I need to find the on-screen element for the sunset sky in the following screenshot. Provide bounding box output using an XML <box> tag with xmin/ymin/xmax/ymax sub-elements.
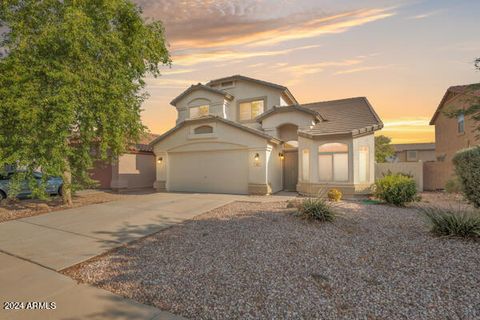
<box><xmin>136</xmin><ymin>0</ymin><xmax>479</xmax><ymax>143</ymax></box>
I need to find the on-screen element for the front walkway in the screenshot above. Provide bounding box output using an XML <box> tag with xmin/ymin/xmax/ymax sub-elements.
<box><xmin>0</xmin><ymin>192</ymin><xmax>295</xmax><ymax>319</ymax></box>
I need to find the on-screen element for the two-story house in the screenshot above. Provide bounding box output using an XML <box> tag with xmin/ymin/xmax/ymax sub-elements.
<box><xmin>150</xmin><ymin>75</ymin><xmax>383</xmax><ymax>197</ymax></box>
<box><xmin>428</xmin><ymin>84</ymin><xmax>480</xmax><ymax>188</ymax></box>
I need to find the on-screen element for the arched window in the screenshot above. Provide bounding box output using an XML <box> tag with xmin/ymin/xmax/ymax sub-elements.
<box><xmin>318</xmin><ymin>143</ymin><xmax>349</xmax><ymax>181</ymax></box>
<box><xmin>194</xmin><ymin>125</ymin><xmax>213</xmax><ymax>134</ymax></box>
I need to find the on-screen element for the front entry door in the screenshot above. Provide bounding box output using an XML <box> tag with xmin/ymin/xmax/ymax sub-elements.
<box><xmin>283</xmin><ymin>150</ymin><xmax>298</xmax><ymax>191</ymax></box>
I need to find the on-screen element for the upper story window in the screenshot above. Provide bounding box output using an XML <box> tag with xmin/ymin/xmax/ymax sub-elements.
<box><xmin>318</xmin><ymin>143</ymin><xmax>349</xmax><ymax>182</ymax></box>
<box><xmin>190</xmin><ymin>105</ymin><xmax>209</xmax><ymax>118</ymax></box>
<box><xmin>457</xmin><ymin>113</ymin><xmax>465</xmax><ymax>134</ymax></box>
<box><xmin>239</xmin><ymin>99</ymin><xmax>264</xmax><ymax>121</ymax></box>
<box><xmin>407</xmin><ymin>150</ymin><xmax>418</xmax><ymax>161</ymax></box>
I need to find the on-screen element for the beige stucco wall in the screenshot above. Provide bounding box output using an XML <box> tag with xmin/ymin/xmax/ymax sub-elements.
<box><xmin>375</xmin><ymin>162</ymin><xmax>424</xmax><ymax>191</ymax></box>
<box><xmin>216</xmin><ymin>80</ymin><xmax>288</xmax><ymax>123</ymax></box>
<box><xmin>395</xmin><ymin>150</ymin><xmax>436</xmax><ymax>162</ymax></box>
<box><xmin>111</xmin><ymin>153</ymin><xmax>156</xmax><ymax>190</ymax></box>
<box><xmin>152</xmin><ymin>118</ymin><xmax>277</xmax><ymax>194</ymax></box>
<box><xmin>261</xmin><ymin>111</ymin><xmax>315</xmax><ymax>138</ymax></box>
<box><xmin>353</xmin><ymin>134</ymin><xmax>375</xmax><ymax>185</ymax></box>
<box><xmin>433</xmin><ymin>94</ymin><xmax>479</xmax><ymax>179</ymax></box>
<box><xmin>267</xmin><ymin>143</ymin><xmax>283</xmax><ymax>193</ymax></box>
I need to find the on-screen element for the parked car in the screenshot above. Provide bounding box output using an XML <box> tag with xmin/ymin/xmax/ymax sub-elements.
<box><xmin>0</xmin><ymin>171</ymin><xmax>63</xmax><ymax>200</ymax></box>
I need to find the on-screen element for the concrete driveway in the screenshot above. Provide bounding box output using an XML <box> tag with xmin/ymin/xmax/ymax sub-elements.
<box><xmin>0</xmin><ymin>191</ymin><xmax>295</xmax><ymax>319</ymax></box>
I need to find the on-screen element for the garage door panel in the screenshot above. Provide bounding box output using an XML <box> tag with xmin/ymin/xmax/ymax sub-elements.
<box><xmin>169</xmin><ymin>150</ymin><xmax>248</xmax><ymax>194</ymax></box>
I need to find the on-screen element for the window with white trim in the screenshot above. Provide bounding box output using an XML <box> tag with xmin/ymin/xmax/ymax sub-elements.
<box><xmin>359</xmin><ymin>146</ymin><xmax>369</xmax><ymax>183</ymax></box>
<box><xmin>239</xmin><ymin>100</ymin><xmax>264</xmax><ymax>121</ymax></box>
<box><xmin>302</xmin><ymin>149</ymin><xmax>310</xmax><ymax>181</ymax></box>
<box><xmin>318</xmin><ymin>143</ymin><xmax>349</xmax><ymax>182</ymax></box>
<box><xmin>190</xmin><ymin>105</ymin><xmax>209</xmax><ymax>118</ymax></box>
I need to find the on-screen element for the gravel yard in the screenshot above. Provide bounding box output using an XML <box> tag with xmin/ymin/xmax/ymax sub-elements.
<box><xmin>64</xmin><ymin>193</ymin><xmax>479</xmax><ymax>319</ymax></box>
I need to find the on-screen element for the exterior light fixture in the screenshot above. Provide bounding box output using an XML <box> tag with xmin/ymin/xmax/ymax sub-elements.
<box><xmin>157</xmin><ymin>157</ymin><xmax>163</xmax><ymax>163</ymax></box>
<box><xmin>279</xmin><ymin>153</ymin><xmax>284</xmax><ymax>160</ymax></box>
<box><xmin>254</xmin><ymin>153</ymin><xmax>260</xmax><ymax>161</ymax></box>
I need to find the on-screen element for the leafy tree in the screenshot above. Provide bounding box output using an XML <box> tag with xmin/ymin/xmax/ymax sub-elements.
<box><xmin>0</xmin><ymin>0</ymin><xmax>170</xmax><ymax>205</ymax></box>
<box><xmin>375</xmin><ymin>135</ymin><xmax>395</xmax><ymax>163</ymax></box>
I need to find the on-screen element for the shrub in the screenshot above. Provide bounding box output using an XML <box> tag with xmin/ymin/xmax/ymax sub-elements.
<box><xmin>445</xmin><ymin>176</ymin><xmax>462</xmax><ymax>194</ymax></box>
<box><xmin>374</xmin><ymin>173</ymin><xmax>417</xmax><ymax>206</ymax></box>
<box><xmin>327</xmin><ymin>188</ymin><xmax>342</xmax><ymax>202</ymax></box>
<box><xmin>452</xmin><ymin>147</ymin><xmax>480</xmax><ymax>207</ymax></box>
<box><xmin>420</xmin><ymin>206</ymin><xmax>480</xmax><ymax>238</ymax></box>
<box><xmin>296</xmin><ymin>198</ymin><xmax>335</xmax><ymax>222</ymax></box>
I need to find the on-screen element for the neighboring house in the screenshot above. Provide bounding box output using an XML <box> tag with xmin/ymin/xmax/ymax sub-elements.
<box><xmin>90</xmin><ymin>133</ymin><xmax>158</xmax><ymax>190</ymax></box>
<box><xmin>428</xmin><ymin>84</ymin><xmax>480</xmax><ymax>187</ymax></box>
<box><xmin>390</xmin><ymin>143</ymin><xmax>436</xmax><ymax>162</ymax></box>
<box><xmin>150</xmin><ymin>75</ymin><xmax>383</xmax><ymax>197</ymax></box>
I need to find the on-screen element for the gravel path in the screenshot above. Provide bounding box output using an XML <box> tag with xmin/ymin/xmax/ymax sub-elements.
<box><xmin>64</xmin><ymin>197</ymin><xmax>480</xmax><ymax>320</ymax></box>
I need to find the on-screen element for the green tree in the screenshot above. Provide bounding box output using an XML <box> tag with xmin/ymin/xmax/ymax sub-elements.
<box><xmin>375</xmin><ymin>135</ymin><xmax>395</xmax><ymax>163</ymax></box>
<box><xmin>0</xmin><ymin>0</ymin><xmax>170</xmax><ymax>205</ymax></box>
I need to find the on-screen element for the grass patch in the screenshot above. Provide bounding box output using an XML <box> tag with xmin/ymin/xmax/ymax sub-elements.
<box><xmin>419</xmin><ymin>206</ymin><xmax>480</xmax><ymax>238</ymax></box>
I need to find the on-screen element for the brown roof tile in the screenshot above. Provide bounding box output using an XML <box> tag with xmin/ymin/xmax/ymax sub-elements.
<box><xmin>299</xmin><ymin>97</ymin><xmax>383</xmax><ymax>137</ymax></box>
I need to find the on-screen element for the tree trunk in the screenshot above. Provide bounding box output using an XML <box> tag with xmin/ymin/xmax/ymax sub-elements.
<box><xmin>62</xmin><ymin>162</ymin><xmax>73</xmax><ymax>206</ymax></box>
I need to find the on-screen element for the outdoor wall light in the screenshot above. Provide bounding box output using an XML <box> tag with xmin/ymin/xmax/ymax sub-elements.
<box><xmin>254</xmin><ymin>153</ymin><xmax>260</xmax><ymax>161</ymax></box>
<box><xmin>157</xmin><ymin>157</ymin><xmax>163</xmax><ymax>163</ymax></box>
<box><xmin>279</xmin><ymin>153</ymin><xmax>284</xmax><ymax>160</ymax></box>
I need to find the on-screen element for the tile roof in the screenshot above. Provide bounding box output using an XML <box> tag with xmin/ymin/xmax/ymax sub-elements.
<box><xmin>130</xmin><ymin>133</ymin><xmax>159</xmax><ymax>152</ymax></box>
<box><xmin>392</xmin><ymin>143</ymin><xmax>435</xmax><ymax>152</ymax></box>
<box><xmin>255</xmin><ymin>105</ymin><xmax>325</xmax><ymax>122</ymax></box>
<box><xmin>150</xmin><ymin>115</ymin><xmax>281</xmax><ymax>146</ymax></box>
<box><xmin>430</xmin><ymin>83</ymin><xmax>480</xmax><ymax>125</ymax></box>
<box><xmin>170</xmin><ymin>83</ymin><xmax>234</xmax><ymax>106</ymax></box>
<box><xmin>298</xmin><ymin>97</ymin><xmax>383</xmax><ymax>137</ymax></box>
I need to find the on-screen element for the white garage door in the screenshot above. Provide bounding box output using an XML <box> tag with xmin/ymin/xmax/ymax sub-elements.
<box><xmin>169</xmin><ymin>150</ymin><xmax>249</xmax><ymax>194</ymax></box>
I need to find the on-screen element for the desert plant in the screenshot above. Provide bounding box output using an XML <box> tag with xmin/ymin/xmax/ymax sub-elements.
<box><xmin>445</xmin><ymin>176</ymin><xmax>462</xmax><ymax>194</ymax></box>
<box><xmin>296</xmin><ymin>198</ymin><xmax>335</xmax><ymax>222</ymax></box>
<box><xmin>374</xmin><ymin>173</ymin><xmax>417</xmax><ymax>206</ymax></box>
<box><xmin>420</xmin><ymin>206</ymin><xmax>480</xmax><ymax>238</ymax></box>
<box><xmin>452</xmin><ymin>147</ymin><xmax>480</xmax><ymax>207</ymax></box>
<box><xmin>327</xmin><ymin>189</ymin><xmax>342</xmax><ymax>202</ymax></box>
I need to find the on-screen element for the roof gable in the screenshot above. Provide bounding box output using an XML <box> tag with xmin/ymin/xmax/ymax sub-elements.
<box><xmin>206</xmin><ymin>75</ymin><xmax>298</xmax><ymax>104</ymax></box>
<box><xmin>429</xmin><ymin>84</ymin><xmax>480</xmax><ymax>125</ymax></box>
<box><xmin>170</xmin><ymin>84</ymin><xmax>233</xmax><ymax>106</ymax></box>
<box><xmin>256</xmin><ymin>105</ymin><xmax>325</xmax><ymax>122</ymax></box>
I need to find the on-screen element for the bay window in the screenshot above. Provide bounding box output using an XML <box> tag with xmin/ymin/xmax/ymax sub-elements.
<box><xmin>318</xmin><ymin>143</ymin><xmax>349</xmax><ymax>182</ymax></box>
<box><xmin>359</xmin><ymin>146</ymin><xmax>369</xmax><ymax>183</ymax></box>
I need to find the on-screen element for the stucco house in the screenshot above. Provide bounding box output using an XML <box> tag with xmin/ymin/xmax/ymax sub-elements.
<box><xmin>90</xmin><ymin>133</ymin><xmax>158</xmax><ymax>190</ymax></box>
<box><xmin>426</xmin><ymin>84</ymin><xmax>480</xmax><ymax>189</ymax></box>
<box><xmin>390</xmin><ymin>143</ymin><xmax>436</xmax><ymax>162</ymax></box>
<box><xmin>150</xmin><ymin>75</ymin><xmax>383</xmax><ymax>197</ymax></box>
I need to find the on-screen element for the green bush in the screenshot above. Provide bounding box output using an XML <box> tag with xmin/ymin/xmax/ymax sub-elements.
<box><xmin>445</xmin><ymin>176</ymin><xmax>462</xmax><ymax>194</ymax></box>
<box><xmin>420</xmin><ymin>206</ymin><xmax>480</xmax><ymax>238</ymax></box>
<box><xmin>296</xmin><ymin>198</ymin><xmax>335</xmax><ymax>222</ymax></box>
<box><xmin>374</xmin><ymin>173</ymin><xmax>417</xmax><ymax>206</ymax></box>
<box><xmin>452</xmin><ymin>147</ymin><xmax>480</xmax><ymax>207</ymax></box>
